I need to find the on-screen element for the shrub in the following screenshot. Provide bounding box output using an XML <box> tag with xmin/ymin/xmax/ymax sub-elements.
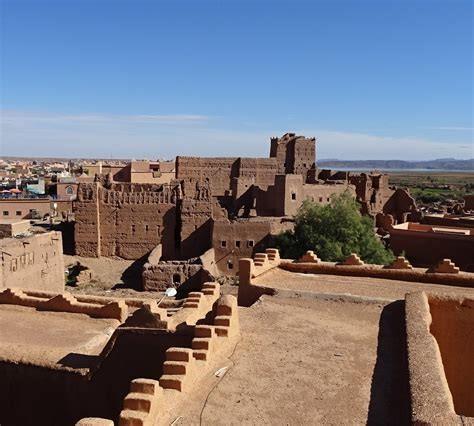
<box><xmin>275</xmin><ymin>191</ymin><xmax>394</xmax><ymax>265</ymax></box>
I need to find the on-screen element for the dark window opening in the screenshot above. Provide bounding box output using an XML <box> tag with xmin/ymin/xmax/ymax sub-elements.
<box><xmin>145</xmin><ymin>224</ymin><xmax>149</xmax><ymax>232</ymax></box>
<box><xmin>291</xmin><ymin>192</ymin><xmax>297</xmax><ymax>200</ymax></box>
<box><xmin>221</xmin><ymin>240</ymin><xmax>227</xmax><ymax>248</ymax></box>
<box><xmin>227</xmin><ymin>260</ymin><xmax>234</xmax><ymax>270</ymax></box>
<box><xmin>16</xmin><ymin>211</ymin><xmax>22</xmax><ymax>216</ymax></box>
<box><xmin>173</xmin><ymin>273</ymin><xmax>181</xmax><ymax>284</ymax></box>
<box><xmin>247</xmin><ymin>240</ymin><xmax>254</xmax><ymax>248</ymax></box>
<box><xmin>3</xmin><ymin>211</ymin><xmax>8</xmax><ymax>216</ymax></box>
<box><xmin>235</xmin><ymin>240</ymin><xmax>241</xmax><ymax>248</ymax></box>
<box><xmin>131</xmin><ymin>224</ymin><xmax>136</xmax><ymax>233</ymax></box>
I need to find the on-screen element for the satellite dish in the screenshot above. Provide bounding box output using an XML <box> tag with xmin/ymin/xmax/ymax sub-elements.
<box><xmin>165</xmin><ymin>287</ymin><xmax>177</xmax><ymax>297</ymax></box>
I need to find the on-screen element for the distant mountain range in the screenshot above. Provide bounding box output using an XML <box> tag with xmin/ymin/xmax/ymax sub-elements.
<box><xmin>318</xmin><ymin>158</ymin><xmax>474</xmax><ymax>171</ymax></box>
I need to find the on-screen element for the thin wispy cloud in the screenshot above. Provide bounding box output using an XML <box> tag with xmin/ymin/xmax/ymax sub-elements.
<box><xmin>424</xmin><ymin>126</ymin><xmax>474</xmax><ymax>131</ymax></box>
<box><xmin>1</xmin><ymin>109</ymin><xmax>471</xmax><ymax>161</ymax></box>
<box><xmin>0</xmin><ymin>110</ymin><xmax>210</xmax><ymax>125</ymax></box>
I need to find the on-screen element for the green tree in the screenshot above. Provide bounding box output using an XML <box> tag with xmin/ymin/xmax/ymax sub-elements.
<box><xmin>275</xmin><ymin>191</ymin><xmax>394</xmax><ymax>265</ymax></box>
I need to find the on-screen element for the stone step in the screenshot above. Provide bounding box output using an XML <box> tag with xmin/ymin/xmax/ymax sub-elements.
<box><xmin>130</xmin><ymin>378</ymin><xmax>160</xmax><ymax>396</ymax></box>
<box><xmin>163</xmin><ymin>361</ymin><xmax>188</xmax><ymax>375</ymax></box>
<box><xmin>123</xmin><ymin>392</ymin><xmax>154</xmax><ymax>413</ymax></box>
<box><xmin>194</xmin><ymin>325</ymin><xmax>215</xmax><ymax>338</ymax></box>
<box><xmin>214</xmin><ymin>316</ymin><xmax>231</xmax><ymax>327</ymax></box>
<box><xmin>215</xmin><ymin>327</ymin><xmax>229</xmax><ymax>337</ymax></box>
<box><xmin>193</xmin><ymin>350</ymin><xmax>209</xmax><ymax>361</ymax></box>
<box><xmin>192</xmin><ymin>338</ymin><xmax>211</xmax><ymax>350</ymax></box>
<box><xmin>159</xmin><ymin>375</ymin><xmax>185</xmax><ymax>392</ymax></box>
<box><xmin>166</xmin><ymin>348</ymin><xmax>193</xmax><ymax>362</ymax></box>
<box><xmin>119</xmin><ymin>409</ymin><xmax>148</xmax><ymax>426</ymax></box>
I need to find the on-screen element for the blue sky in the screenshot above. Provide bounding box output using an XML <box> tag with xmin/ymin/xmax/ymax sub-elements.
<box><xmin>1</xmin><ymin>0</ymin><xmax>472</xmax><ymax>160</ymax></box>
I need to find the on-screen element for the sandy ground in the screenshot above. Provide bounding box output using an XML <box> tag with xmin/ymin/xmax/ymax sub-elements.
<box><xmin>64</xmin><ymin>255</ymin><xmax>166</xmax><ymax>298</ymax></box>
<box><xmin>0</xmin><ymin>304</ymin><xmax>119</xmax><ymax>371</ymax></box>
<box><xmin>254</xmin><ymin>268</ymin><xmax>474</xmax><ymax>301</ymax></box>
<box><xmin>168</xmin><ymin>295</ymin><xmax>410</xmax><ymax>425</ymax></box>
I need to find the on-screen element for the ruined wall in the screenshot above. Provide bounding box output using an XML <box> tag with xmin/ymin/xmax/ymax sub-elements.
<box><xmin>383</xmin><ymin>188</ymin><xmax>417</xmax><ymax>224</ymax></box>
<box><xmin>0</xmin><ymin>231</ymin><xmax>64</xmax><ymax>293</ymax></box>
<box><xmin>269</xmin><ymin>133</ymin><xmax>316</xmax><ymax>180</ymax></box>
<box><xmin>142</xmin><ymin>261</ymin><xmax>213</xmax><ymax>292</ymax></box>
<box><xmin>176</xmin><ymin>157</ymin><xmax>237</xmax><ymax>196</ymax></box>
<box><xmin>74</xmin><ymin>183</ymin><xmax>178</xmax><ymax>259</ymax></box>
<box><xmin>256</xmin><ymin>174</ymin><xmax>352</xmax><ymax>217</ymax></box>
<box><xmin>212</xmin><ymin>218</ymin><xmax>292</xmax><ymax>275</ymax></box>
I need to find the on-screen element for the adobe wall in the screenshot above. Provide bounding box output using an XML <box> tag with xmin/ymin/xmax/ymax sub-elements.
<box><xmin>0</xmin><ymin>198</ymin><xmax>51</xmax><ymax>219</ymax></box>
<box><xmin>405</xmin><ymin>292</ymin><xmax>474</xmax><ymax>424</ymax></box>
<box><xmin>389</xmin><ymin>226</ymin><xmax>474</xmax><ymax>271</ymax></box>
<box><xmin>269</xmin><ymin>133</ymin><xmax>316</xmax><ymax>180</ymax></box>
<box><xmin>142</xmin><ymin>261</ymin><xmax>213</xmax><ymax>292</ymax></box>
<box><xmin>212</xmin><ymin>219</ymin><xmax>291</xmax><ymax>275</ymax></box>
<box><xmin>74</xmin><ymin>183</ymin><xmax>178</xmax><ymax>259</ymax></box>
<box><xmin>0</xmin><ymin>219</ymin><xmax>30</xmax><ymax>238</ymax></box>
<box><xmin>429</xmin><ymin>295</ymin><xmax>474</xmax><ymax>417</ymax></box>
<box><xmin>279</xmin><ymin>259</ymin><xmax>474</xmax><ymax>288</ymax></box>
<box><xmin>256</xmin><ymin>174</ymin><xmax>352</xmax><ymax>217</ymax></box>
<box><xmin>422</xmin><ymin>214</ymin><xmax>474</xmax><ymax>229</ymax></box>
<box><xmin>176</xmin><ymin>157</ymin><xmax>237</xmax><ymax>196</ymax></box>
<box><xmin>383</xmin><ymin>188</ymin><xmax>417</xmax><ymax>224</ymax></box>
<box><xmin>0</xmin><ymin>231</ymin><xmax>65</xmax><ymax>293</ymax></box>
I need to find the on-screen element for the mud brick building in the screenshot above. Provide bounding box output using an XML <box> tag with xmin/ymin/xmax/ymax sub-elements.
<box><xmin>73</xmin><ymin>133</ymin><xmax>411</xmax><ymax>276</ymax></box>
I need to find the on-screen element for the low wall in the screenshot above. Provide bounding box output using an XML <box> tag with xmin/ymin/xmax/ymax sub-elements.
<box><xmin>405</xmin><ymin>292</ymin><xmax>474</xmax><ymax>424</ymax></box>
<box><xmin>279</xmin><ymin>261</ymin><xmax>474</xmax><ymax>288</ymax></box>
<box><xmin>142</xmin><ymin>247</ymin><xmax>216</xmax><ymax>292</ymax></box>
<box><xmin>0</xmin><ymin>288</ymin><xmax>128</xmax><ymax>321</ymax></box>
<box><xmin>0</xmin><ymin>231</ymin><xmax>65</xmax><ymax>293</ymax></box>
<box><xmin>237</xmin><ymin>249</ymin><xmax>281</xmax><ymax>306</ymax></box>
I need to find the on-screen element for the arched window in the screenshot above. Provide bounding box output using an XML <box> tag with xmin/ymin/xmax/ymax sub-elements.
<box><xmin>65</xmin><ymin>186</ymin><xmax>74</xmax><ymax>195</ymax></box>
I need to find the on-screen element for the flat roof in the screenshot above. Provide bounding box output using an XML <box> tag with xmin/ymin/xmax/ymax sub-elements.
<box><xmin>0</xmin><ymin>305</ymin><xmax>119</xmax><ymax>374</ymax></box>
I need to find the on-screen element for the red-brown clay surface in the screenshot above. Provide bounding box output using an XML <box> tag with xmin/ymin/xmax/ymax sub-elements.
<box><xmin>162</xmin><ymin>296</ymin><xmax>410</xmax><ymax>425</ymax></box>
<box><xmin>0</xmin><ymin>304</ymin><xmax>119</xmax><ymax>371</ymax></box>
<box><xmin>253</xmin><ymin>268</ymin><xmax>474</xmax><ymax>301</ymax></box>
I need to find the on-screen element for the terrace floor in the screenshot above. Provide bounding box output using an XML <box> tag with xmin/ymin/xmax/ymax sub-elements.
<box><xmin>253</xmin><ymin>268</ymin><xmax>474</xmax><ymax>301</ymax></box>
<box><xmin>169</xmin><ymin>295</ymin><xmax>411</xmax><ymax>425</ymax></box>
<box><xmin>0</xmin><ymin>304</ymin><xmax>119</xmax><ymax>372</ymax></box>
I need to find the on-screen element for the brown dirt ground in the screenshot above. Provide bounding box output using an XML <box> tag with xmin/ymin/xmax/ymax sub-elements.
<box><xmin>0</xmin><ymin>304</ymin><xmax>119</xmax><ymax>371</ymax></box>
<box><xmin>253</xmin><ymin>268</ymin><xmax>474</xmax><ymax>301</ymax></box>
<box><xmin>64</xmin><ymin>255</ymin><xmax>165</xmax><ymax>298</ymax></box>
<box><xmin>169</xmin><ymin>295</ymin><xmax>410</xmax><ymax>425</ymax></box>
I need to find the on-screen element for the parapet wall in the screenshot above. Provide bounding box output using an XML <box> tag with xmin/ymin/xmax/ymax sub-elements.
<box><xmin>117</xmin><ymin>292</ymin><xmax>239</xmax><ymax>426</ymax></box>
<box><xmin>405</xmin><ymin>292</ymin><xmax>474</xmax><ymax>424</ymax></box>
<box><xmin>0</xmin><ymin>231</ymin><xmax>65</xmax><ymax>293</ymax></box>
<box><xmin>279</xmin><ymin>258</ymin><xmax>474</xmax><ymax>288</ymax></box>
<box><xmin>0</xmin><ymin>288</ymin><xmax>128</xmax><ymax>321</ymax></box>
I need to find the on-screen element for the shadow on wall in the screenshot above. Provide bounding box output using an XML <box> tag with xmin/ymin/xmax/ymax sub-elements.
<box><xmin>367</xmin><ymin>301</ymin><xmax>411</xmax><ymax>425</ymax></box>
<box><xmin>113</xmin><ymin>253</ymin><xmax>151</xmax><ymax>291</ymax></box>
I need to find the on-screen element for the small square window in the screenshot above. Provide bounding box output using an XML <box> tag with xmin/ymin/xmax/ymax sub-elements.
<box><xmin>3</xmin><ymin>211</ymin><xmax>9</xmax><ymax>216</ymax></box>
<box><xmin>319</xmin><ymin>197</ymin><xmax>323</xmax><ymax>202</ymax></box>
<box><xmin>221</xmin><ymin>240</ymin><xmax>227</xmax><ymax>248</ymax></box>
<box><xmin>227</xmin><ymin>260</ymin><xmax>234</xmax><ymax>270</ymax></box>
<box><xmin>16</xmin><ymin>211</ymin><xmax>21</xmax><ymax>216</ymax></box>
<box><xmin>247</xmin><ymin>240</ymin><xmax>254</xmax><ymax>248</ymax></box>
<box><xmin>291</xmin><ymin>192</ymin><xmax>296</xmax><ymax>200</ymax></box>
<box><xmin>235</xmin><ymin>240</ymin><xmax>241</xmax><ymax>248</ymax></box>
